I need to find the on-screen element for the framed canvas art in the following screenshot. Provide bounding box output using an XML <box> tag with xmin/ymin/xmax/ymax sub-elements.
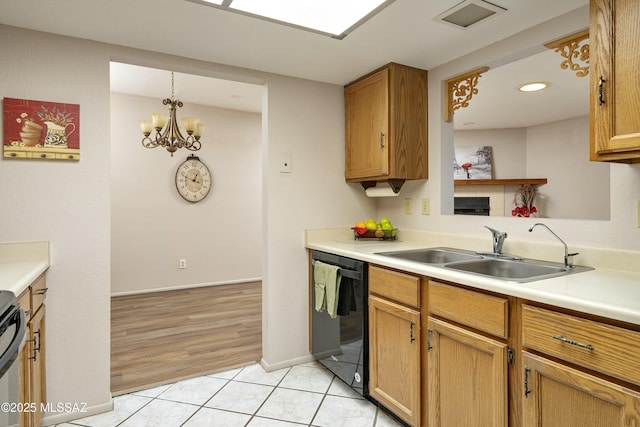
<box><xmin>454</xmin><ymin>146</ymin><xmax>493</xmax><ymax>180</ymax></box>
<box><xmin>3</xmin><ymin>97</ymin><xmax>80</xmax><ymax>160</ymax></box>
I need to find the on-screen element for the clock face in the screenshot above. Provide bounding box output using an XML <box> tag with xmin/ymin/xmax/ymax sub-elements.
<box><xmin>175</xmin><ymin>156</ymin><xmax>212</xmax><ymax>202</ymax></box>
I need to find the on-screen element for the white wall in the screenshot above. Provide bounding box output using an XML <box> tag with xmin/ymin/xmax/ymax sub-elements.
<box><xmin>380</xmin><ymin>6</ymin><xmax>640</xmax><ymax>253</ymax></box>
<box><xmin>527</xmin><ymin>116</ymin><xmax>610</xmax><ymax>220</ymax></box>
<box><xmin>455</xmin><ymin>128</ymin><xmax>526</xmax><ymax>178</ymax></box>
<box><xmin>0</xmin><ymin>24</ymin><xmax>376</xmax><ymax>424</ymax></box>
<box><xmin>0</xmin><ymin>25</ymin><xmax>112</xmax><ymax>418</ymax></box>
<box><xmin>110</xmin><ymin>92</ymin><xmax>262</xmax><ymax>295</ymax></box>
<box><xmin>454</xmin><ymin>116</ymin><xmax>610</xmax><ymax>219</ymax></box>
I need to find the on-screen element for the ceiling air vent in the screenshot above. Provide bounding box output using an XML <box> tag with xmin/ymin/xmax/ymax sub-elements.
<box><xmin>435</xmin><ymin>0</ymin><xmax>506</xmax><ymax>29</ymax></box>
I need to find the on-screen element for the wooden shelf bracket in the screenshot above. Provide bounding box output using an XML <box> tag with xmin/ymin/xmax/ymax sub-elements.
<box><xmin>445</xmin><ymin>66</ymin><xmax>490</xmax><ymax>123</ymax></box>
<box><xmin>544</xmin><ymin>29</ymin><xmax>590</xmax><ymax>77</ymax></box>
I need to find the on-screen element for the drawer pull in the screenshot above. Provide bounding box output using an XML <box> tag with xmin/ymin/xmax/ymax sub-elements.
<box><xmin>36</xmin><ymin>287</ymin><xmax>49</xmax><ymax>295</ymax></box>
<box><xmin>552</xmin><ymin>335</ymin><xmax>594</xmax><ymax>351</ymax></box>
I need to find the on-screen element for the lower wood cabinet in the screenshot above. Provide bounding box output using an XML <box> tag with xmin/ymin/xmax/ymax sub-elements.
<box><xmin>368</xmin><ymin>265</ymin><xmax>421</xmax><ymax>426</ymax></box>
<box><xmin>427</xmin><ymin>315</ymin><xmax>508</xmax><ymax>426</ymax></box>
<box><xmin>18</xmin><ymin>273</ymin><xmax>47</xmax><ymax>427</ymax></box>
<box><xmin>522</xmin><ymin>351</ymin><xmax>640</xmax><ymax>426</ymax></box>
<box><xmin>362</xmin><ymin>265</ymin><xmax>640</xmax><ymax>426</ymax></box>
<box><xmin>521</xmin><ymin>303</ymin><xmax>640</xmax><ymax>426</ymax></box>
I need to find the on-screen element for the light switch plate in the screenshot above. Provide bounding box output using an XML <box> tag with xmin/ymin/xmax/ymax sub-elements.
<box><xmin>404</xmin><ymin>198</ymin><xmax>413</xmax><ymax>215</ymax></box>
<box><xmin>421</xmin><ymin>198</ymin><xmax>430</xmax><ymax>215</ymax></box>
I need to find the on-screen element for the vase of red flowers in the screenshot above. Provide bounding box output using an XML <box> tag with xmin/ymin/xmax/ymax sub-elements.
<box><xmin>512</xmin><ymin>185</ymin><xmax>538</xmax><ymax>217</ymax></box>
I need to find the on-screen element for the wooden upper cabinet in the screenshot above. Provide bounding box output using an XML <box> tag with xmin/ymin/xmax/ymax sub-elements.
<box><xmin>590</xmin><ymin>0</ymin><xmax>640</xmax><ymax>162</ymax></box>
<box><xmin>345</xmin><ymin>63</ymin><xmax>428</xmax><ymax>182</ymax></box>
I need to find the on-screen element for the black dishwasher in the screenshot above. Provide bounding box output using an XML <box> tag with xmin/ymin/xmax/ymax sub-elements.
<box><xmin>310</xmin><ymin>250</ymin><xmax>368</xmax><ymax>396</ymax></box>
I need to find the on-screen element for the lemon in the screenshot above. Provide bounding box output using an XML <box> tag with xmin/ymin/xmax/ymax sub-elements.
<box><xmin>365</xmin><ymin>219</ymin><xmax>377</xmax><ymax>231</ymax></box>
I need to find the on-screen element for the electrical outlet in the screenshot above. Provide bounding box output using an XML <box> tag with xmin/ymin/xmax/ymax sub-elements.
<box><xmin>404</xmin><ymin>198</ymin><xmax>413</xmax><ymax>215</ymax></box>
<box><xmin>179</xmin><ymin>259</ymin><xmax>187</xmax><ymax>269</ymax></box>
<box><xmin>421</xmin><ymin>198</ymin><xmax>430</xmax><ymax>215</ymax></box>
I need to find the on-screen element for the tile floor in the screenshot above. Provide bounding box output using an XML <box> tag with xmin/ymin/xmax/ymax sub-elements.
<box><xmin>56</xmin><ymin>361</ymin><xmax>405</xmax><ymax>427</ymax></box>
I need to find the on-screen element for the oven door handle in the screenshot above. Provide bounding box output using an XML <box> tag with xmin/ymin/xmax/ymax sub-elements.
<box><xmin>311</xmin><ymin>260</ymin><xmax>362</xmax><ymax>280</ymax></box>
<box><xmin>0</xmin><ymin>306</ymin><xmax>26</xmax><ymax>378</ymax></box>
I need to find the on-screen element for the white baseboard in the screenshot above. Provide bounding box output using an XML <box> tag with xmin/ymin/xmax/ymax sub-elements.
<box><xmin>42</xmin><ymin>398</ymin><xmax>113</xmax><ymax>426</ymax></box>
<box><xmin>111</xmin><ymin>277</ymin><xmax>262</xmax><ymax>297</ymax></box>
<box><xmin>260</xmin><ymin>354</ymin><xmax>315</xmax><ymax>372</ymax></box>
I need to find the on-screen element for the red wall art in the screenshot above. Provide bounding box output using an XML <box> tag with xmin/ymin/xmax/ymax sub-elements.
<box><xmin>3</xmin><ymin>97</ymin><xmax>80</xmax><ymax>160</ymax></box>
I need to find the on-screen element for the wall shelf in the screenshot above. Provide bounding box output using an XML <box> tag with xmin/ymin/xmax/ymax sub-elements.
<box><xmin>454</xmin><ymin>178</ymin><xmax>547</xmax><ymax>186</ymax></box>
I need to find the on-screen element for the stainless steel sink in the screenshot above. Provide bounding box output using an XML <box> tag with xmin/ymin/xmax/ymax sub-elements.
<box><xmin>375</xmin><ymin>247</ymin><xmax>593</xmax><ymax>283</ymax></box>
<box><xmin>375</xmin><ymin>247</ymin><xmax>483</xmax><ymax>264</ymax></box>
<box><xmin>444</xmin><ymin>258</ymin><xmax>592</xmax><ymax>282</ymax></box>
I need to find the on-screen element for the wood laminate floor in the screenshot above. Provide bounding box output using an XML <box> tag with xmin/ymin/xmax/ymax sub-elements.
<box><xmin>111</xmin><ymin>282</ymin><xmax>262</xmax><ymax>395</ymax></box>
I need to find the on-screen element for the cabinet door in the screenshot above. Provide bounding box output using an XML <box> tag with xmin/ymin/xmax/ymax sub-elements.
<box><xmin>24</xmin><ymin>305</ymin><xmax>45</xmax><ymax>427</ymax></box>
<box><xmin>522</xmin><ymin>351</ymin><xmax>640</xmax><ymax>427</ymax></box>
<box><xmin>369</xmin><ymin>295</ymin><xmax>420</xmax><ymax>426</ymax></box>
<box><xmin>427</xmin><ymin>317</ymin><xmax>508</xmax><ymax>427</ymax></box>
<box><xmin>345</xmin><ymin>68</ymin><xmax>389</xmax><ymax>180</ymax></box>
<box><xmin>590</xmin><ymin>0</ymin><xmax>640</xmax><ymax>161</ymax></box>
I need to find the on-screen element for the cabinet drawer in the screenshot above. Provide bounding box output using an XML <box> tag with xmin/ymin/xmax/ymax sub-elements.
<box><xmin>31</xmin><ymin>273</ymin><xmax>48</xmax><ymax>313</ymax></box>
<box><xmin>428</xmin><ymin>281</ymin><xmax>508</xmax><ymax>339</ymax></box>
<box><xmin>17</xmin><ymin>288</ymin><xmax>31</xmax><ymax>319</ymax></box>
<box><xmin>522</xmin><ymin>305</ymin><xmax>640</xmax><ymax>386</ymax></box>
<box><xmin>369</xmin><ymin>265</ymin><xmax>420</xmax><ymax>308</ymax></box>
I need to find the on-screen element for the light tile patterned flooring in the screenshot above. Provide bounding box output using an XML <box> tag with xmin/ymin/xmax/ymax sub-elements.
<box><xmin>56</xmin><ymin>362</ymin><xmax>404</xmax><ymax>427</ymax></box>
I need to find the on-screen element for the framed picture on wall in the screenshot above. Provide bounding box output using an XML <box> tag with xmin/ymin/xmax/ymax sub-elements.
<box><xmin>454</xmin><ymin>145</ymin><xmax>493</xmax><ymax>179</ymax></box>
<box><xmin>3</xmin><ymin>97</ymin><xmax>80</xmax><ymax>160</ymax></box>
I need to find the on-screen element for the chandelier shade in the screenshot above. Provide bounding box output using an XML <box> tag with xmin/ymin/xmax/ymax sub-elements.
<box><xmin>139</xmin><ymin>72</ymin><xmax>205</xmax><ymax>156</ymax></box>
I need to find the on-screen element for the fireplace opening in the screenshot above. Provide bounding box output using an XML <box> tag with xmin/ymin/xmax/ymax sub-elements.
<box><xmin>454</xmin><ymin>196</ymin><xmax>490</xmax><ymax>216</ymax></box>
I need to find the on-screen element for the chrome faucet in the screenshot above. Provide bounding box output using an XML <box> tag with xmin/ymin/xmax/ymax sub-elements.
<box><xmin>484</xmin><ymin>226</ymin><xmax>507</xmax><ymax>255</ymax></box>
<box><xmin>528</xmin><ymin>223</ymin><xmax>578</xmax><ymax>269</ymax></box>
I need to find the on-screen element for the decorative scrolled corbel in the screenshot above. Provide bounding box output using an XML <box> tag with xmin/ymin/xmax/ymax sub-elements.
<box><xmin>544</xmin><ymin>29</ymin><xmax>589</xmax><ymax>77</ymax></box>
<box><xmin>445</xmin><ymin>66</ymin><xmax>490</xmax><ymax>123</ymax></box>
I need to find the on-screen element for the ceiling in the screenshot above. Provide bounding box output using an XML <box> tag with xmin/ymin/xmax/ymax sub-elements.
<box><xmin>1</xmin><ymin>0</ymin><xmax>589</xmax><ymax>123</ymax></box>
<box><xmin>454</xmin><ymin>48</ymin><xmax>589</xmax><ymax>130</ymax></box>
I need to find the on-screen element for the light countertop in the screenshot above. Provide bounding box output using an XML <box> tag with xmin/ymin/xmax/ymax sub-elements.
<box><xmin>0</xmin><ymin>241</ymin><xmax>50</xmax><ymax>296</ymax></box>
<box><xmin>305</xmin><ymin>229</ymin><xmax>640</xmax><ymax>326</ymax></box>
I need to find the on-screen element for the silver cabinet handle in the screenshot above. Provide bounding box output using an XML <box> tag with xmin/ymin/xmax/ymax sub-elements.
<box><xmin>552</xmin><ymin>335</ymin><xmax>594</xmax><ymax>351</ymax></box>
<box><xmin>36</xmin><ymin>287</ymin><xmax>48</xmax><ymax>295</ymax></box>
<box><xmin>380</xmin><ymin>132</ymin><xmax>385</xmax><ymax>148</ymax></box>
<box><xmin>410</xmin><ymin>321</ymin><xmax>416</xmax><ymax>343</ymax></box>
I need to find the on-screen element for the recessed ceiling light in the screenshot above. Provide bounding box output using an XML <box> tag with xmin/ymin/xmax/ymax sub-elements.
<box><xmin>516</xmin><ymin>82</ymin><xmax>549</xmax><ymax>92</ymax></box>
<box><xmin>189</xmin><ymin>0</ymin><xmax>395</xmax><ymax>39</ymax></box>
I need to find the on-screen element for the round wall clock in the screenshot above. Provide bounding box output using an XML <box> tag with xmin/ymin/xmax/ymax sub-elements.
<box><xmin>175</xmin><ymin>154</ymin><xmax>212</xmax><ymax>203</ymax></box>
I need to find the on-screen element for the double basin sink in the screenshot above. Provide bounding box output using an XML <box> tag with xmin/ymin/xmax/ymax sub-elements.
<box><xmin>375</xmin><ymin>247</ymin><xmax>592</xmax><ymax>283</ymax></box>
